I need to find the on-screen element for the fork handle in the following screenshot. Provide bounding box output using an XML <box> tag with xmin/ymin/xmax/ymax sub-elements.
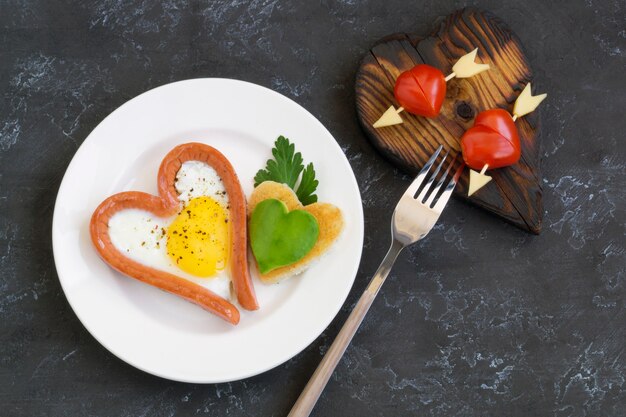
<box><xmin>287</xmin><ymin>240</ymin><xmax>404</xmax><ymax>417</ymax></box>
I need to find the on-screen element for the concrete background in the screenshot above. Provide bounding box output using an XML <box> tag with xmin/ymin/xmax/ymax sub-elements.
<box><xmin>1</xmin><ymin>1</ymin><xmax>624</xmax><ymax>416</ymax></box>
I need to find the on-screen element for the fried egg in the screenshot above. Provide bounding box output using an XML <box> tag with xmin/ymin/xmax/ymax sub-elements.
<box><xmin>108</xmin><ymin>161</ymin><xmax>233</xmax><ymax>300</ymax></box>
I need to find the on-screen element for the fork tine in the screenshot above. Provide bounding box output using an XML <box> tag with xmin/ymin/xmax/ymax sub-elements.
<box><xmin>416</xmin><ymin>150</ymin><xmax>449</xmax><ymax>202</ymax></box>
<box><xmin>432</xmin><ymin>162</ymin><xmax>464</xmax><ymax>212</ymax></box>
<box><xmin>403</xmin><ymin>145</ymin><xmax>443</xmax><ymax>198</ymax></box>
<box><xmin>425</xmin><ymin>154</ymin><xmax>457</xmax><ymax>206</ymax></box>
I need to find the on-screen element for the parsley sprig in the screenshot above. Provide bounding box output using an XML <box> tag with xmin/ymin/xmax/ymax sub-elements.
<box><xmin>254</xmin><ymin>136</ymin><xmax>319</xmax><ymax>205</ymax></box>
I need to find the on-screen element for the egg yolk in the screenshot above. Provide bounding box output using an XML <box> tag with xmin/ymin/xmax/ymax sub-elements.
<box><xmin>166</xmin><ymin>196</ymin><xmax>230</xmax><ymax>277</ymax></box>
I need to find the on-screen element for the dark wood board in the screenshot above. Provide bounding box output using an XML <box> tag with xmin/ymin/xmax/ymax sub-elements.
<box><xmin>355</xmin><ymin>8</ymin><xmax>543</xmax><ymax>234</ymax></box>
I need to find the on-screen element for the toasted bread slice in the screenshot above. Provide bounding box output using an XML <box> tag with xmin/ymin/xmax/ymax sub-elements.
<box><xmin>248</xmin><ymin>181</ymin><xmax>344</xmax><ymax>284</ymax></box>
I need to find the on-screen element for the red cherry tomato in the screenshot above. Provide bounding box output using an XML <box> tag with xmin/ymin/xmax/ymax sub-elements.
<box><xmin>460</xmin><ymin>109</ymin><xmax>521</xmax><ymax>170</ymax></box>
<box><xmin>394</xmin><ymin>64</ymin><xmax>446</xmax><ymax>118</ymax></box>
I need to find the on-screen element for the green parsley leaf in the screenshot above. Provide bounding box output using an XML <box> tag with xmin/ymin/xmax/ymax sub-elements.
<box><xmin>254</xmin><ymin>136</ymin><xmax>319</xmax><ymax>205</ymax></box>
<box><xmin>297</xmin><ymin>163</ymin><xmax>318</xmax><ymax>205</ymax></box>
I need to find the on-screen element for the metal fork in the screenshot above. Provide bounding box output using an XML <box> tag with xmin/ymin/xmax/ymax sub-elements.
<box><xmin>287</xmin><ymin>145</ymin><xmax>463</xmax><ymax>417</ymax></box>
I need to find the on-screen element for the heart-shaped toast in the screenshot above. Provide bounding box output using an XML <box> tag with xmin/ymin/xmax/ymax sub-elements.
<box><xmin>248</xmin><ymin>181</ymin><xmax>344</xmax><ymax>284</ymax></box>
<box><xmin>355</xmin><ymin>8</ymin><xmax>543</xmax><ymax>233</ymax></box>
<box><xmin>90</xmin><ymin>143</ymin><xmax>259</xmax><ymax>325</ymax></box>
<box><xmin>461</xmin><ymin>109</ymin><xmax>521</xmax><ymax>170</ymax></box>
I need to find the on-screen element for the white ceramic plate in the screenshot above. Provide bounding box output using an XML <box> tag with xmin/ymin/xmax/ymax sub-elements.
<box><xmin>52</xmin><ymin>78</ymin><xmax>363</xmax><ymax>383</ymax></box>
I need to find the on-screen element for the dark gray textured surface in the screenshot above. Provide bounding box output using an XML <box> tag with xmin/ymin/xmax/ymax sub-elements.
<box><xmin>1</xmin><ymin>1</ymin><xmax>625</xmax><ymax>416</ymax></box>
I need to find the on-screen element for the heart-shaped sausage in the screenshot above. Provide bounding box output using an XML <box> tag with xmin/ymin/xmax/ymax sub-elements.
<box><xmin>394</xmin><ymin>64</ymin><xmax>446</xmax><ymax>117</ymax></box>
<box><xmin>249</xmin><ymin>199</ymin><xmax>319</xmax><ymax>274</ymax></box>
<box><xmin>90</xmin><ymin>143</ymin><xmax>259</xmax><ymax>325</ymax></box>
<box><xmin>461</xmin><ymin>109</ymin><xmax>521</xmax><ymax>170</ymax></box>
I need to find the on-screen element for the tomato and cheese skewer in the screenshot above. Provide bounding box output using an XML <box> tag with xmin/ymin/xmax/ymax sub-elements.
<box><xmin>373</xmin><ymin>48</ymin><xmax>490</xmax><ymax>127</ymax></box>
<box><xmin>461</xmin><ymin>83</ymin><xmax>547</xmax><ymax>196</ymax></box>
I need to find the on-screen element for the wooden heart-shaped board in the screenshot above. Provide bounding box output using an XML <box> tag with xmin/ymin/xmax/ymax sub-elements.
<box><xmin>355</xmin><ymin>8</ymin><xmax>543</xmax><ymax>234</ymax></box>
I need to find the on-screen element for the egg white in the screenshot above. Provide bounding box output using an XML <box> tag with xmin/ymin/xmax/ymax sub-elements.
<box><xmin>108</xmin><ymin>161</ymin><xmax>232</xmax><ymax>301</ymax></box>
<box><xmin>175</xmin><ymin>160</ymin><xmax>229</xmax><ymax>207</ymax></box>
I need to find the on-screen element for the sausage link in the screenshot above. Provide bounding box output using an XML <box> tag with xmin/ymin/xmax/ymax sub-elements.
<box><xmin>89</xmin><ymin>142</ymin><xmax>259</xmax><ymax>325</ymax></box>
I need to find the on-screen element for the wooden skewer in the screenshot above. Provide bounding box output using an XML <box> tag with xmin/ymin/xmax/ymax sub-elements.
<box><xmin>373</xmin><ymin>49</ymin><xmax>490</xmax><ymax>129</ymax></box>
